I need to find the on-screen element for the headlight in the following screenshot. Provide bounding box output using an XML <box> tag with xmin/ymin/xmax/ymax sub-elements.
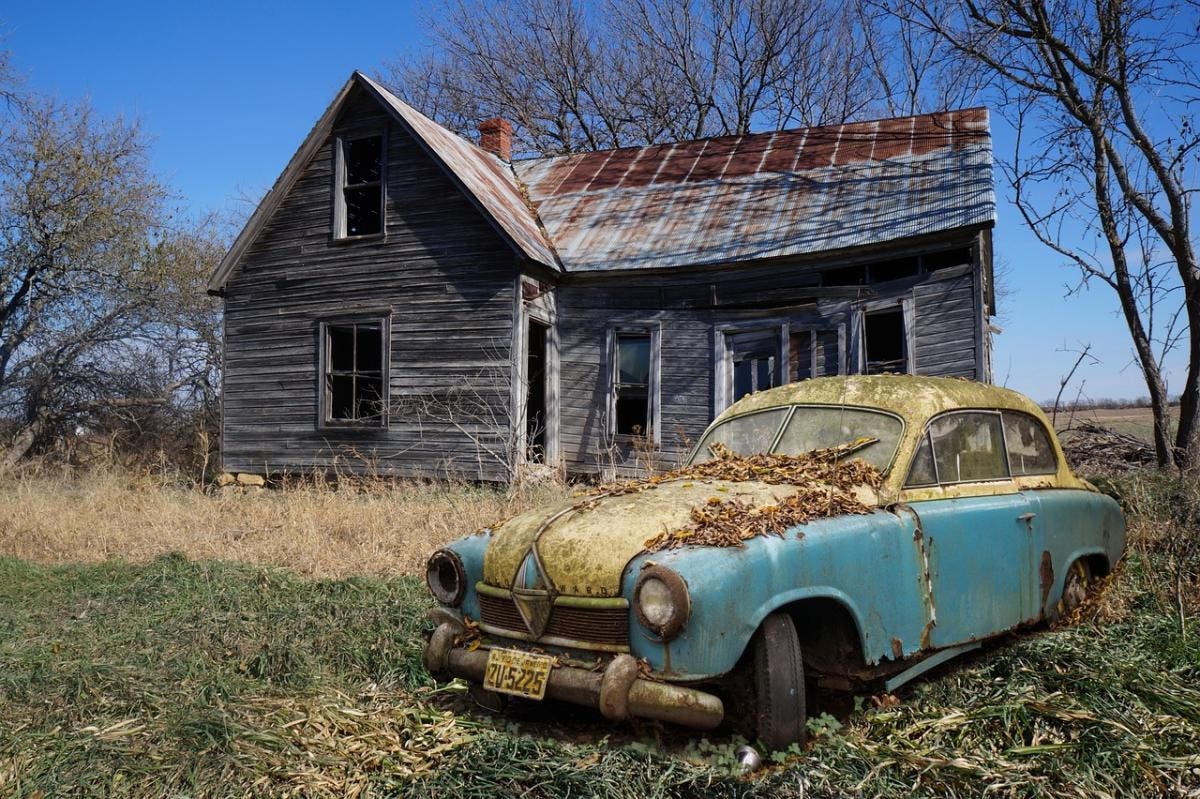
<box><xmin>634</xmin><ymin>565</ymin><xmax>690</xmax><ymax>639</ymax></box>
<box><xmin>426</xmin><ymin>549</ymin><xmax>466</xmax><ymax>607</ymax></box>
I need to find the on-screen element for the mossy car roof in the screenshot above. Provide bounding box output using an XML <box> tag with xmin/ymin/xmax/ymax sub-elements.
<box><xmin>718</xmin><ymin>376</ymin><xmax>1049</xmax><ymax>430</ymax></box>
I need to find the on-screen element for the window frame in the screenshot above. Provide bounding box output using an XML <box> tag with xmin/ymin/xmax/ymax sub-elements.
<box><xmin>606</xmin><ymin>323</ymin><xmax>661</xmax><ymax>444</ymax></box>
<box><xmin>333</xmin><ymin>128</ymin><xmax>387</xmax><ymax>241</ymax></box>
<box><xmin>317</xmin><ymin>315</ymin><xmax>391</xmax><ymax>430</ymax></box>
<box><xmin>904</xmin><ymin>409</ymin><xmax>1015</xmax><ymax>488</ymax></box>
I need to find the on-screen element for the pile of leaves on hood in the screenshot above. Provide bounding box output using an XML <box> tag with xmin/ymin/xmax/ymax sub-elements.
<box><xmin>597</xmin><ymin>440</ymin><xmax>885</xmax><ymax>552</ymax></box>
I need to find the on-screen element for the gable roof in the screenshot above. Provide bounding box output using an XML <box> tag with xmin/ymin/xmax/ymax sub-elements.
<box><xmin>514</xmin><ymin>108</ymin><xmax>994</xmax><ymax>272</ymax></box>
<box><xmin>207</xmin><ymin>72</ymin><xmax>558</xmax><ymax>293</ymax></box>
<box><xmin>210</xmin><ymin>75</ymin><xmax>994</xmax><ymax>291</ymax></box>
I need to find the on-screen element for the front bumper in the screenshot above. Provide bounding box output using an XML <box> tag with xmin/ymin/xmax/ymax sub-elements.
<box><xmin>424</xmin><ymin>621</ymin><xmax>724</xmax><ymax>730</ymax></box>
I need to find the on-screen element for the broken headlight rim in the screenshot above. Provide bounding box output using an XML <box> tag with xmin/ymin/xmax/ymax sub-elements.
<box><xmin>634</xmin><ymin>565</ymin><xmax>690</xmax><ymax>640</ymax></box>
<box><xmin>426</xmin><ymin>549</ymin><xmax>466</xmax><ymax>607</ymax></box>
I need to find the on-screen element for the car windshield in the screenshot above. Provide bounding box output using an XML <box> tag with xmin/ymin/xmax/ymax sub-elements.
<box><xmin>690</xmin><ymin>405</ymin><xmax>904</xmax><ymax>472</ymax></box>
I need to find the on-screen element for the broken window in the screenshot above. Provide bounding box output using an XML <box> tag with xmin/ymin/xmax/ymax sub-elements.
<box><xmin>322</xmin><ymin>320</ymin><xmax>387</xmax><ymax>426</ymax></box>
<box><xmin>614</xmin><ymin>332</ymin><xmax>654</xmax><ymax>437</ymax></box>
<box><xmin>338</xmin><ymin>135</ymin><xmax>384</xmax><ymax>237</ymax></box>
<box><xmin>1003</xmin><ymin>412</ymin><xmax>1058</xmax><ymax>475</ymax></box>
<box><xmin>864</xmin><ymin>307</ymin><xmax>908</xmax><ymax>374</ymax></box>
<box><xmin>726</xmin><ymin>329</ymin><xmax>780</xmax><ymax>403</ymax></box>
<box><xmin>790</xmin><ymin>327</ymin><xmax>841</xmax><ymax>380</ymax></box>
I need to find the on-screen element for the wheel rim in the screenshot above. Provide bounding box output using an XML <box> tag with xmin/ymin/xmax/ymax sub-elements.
<box><xmin>1060</xmin><ymin>561</ymin><xmax>1089</xmax><ymax>614</ymax></box>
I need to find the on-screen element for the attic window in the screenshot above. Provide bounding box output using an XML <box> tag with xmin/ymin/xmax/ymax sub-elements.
<box><xmin>336</xmin><ymin>134</ymin><xmax>384</xmax><ymax>238</ymax></box>
<box><xmin>321</xmin><ymin>319</ymin><xmax>388</xmax><ymax>426</ymax></box>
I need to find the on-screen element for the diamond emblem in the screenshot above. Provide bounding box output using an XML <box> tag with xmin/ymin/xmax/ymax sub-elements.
<box><xmin>511</xmin><ymin>550</ymin><xmax>553</xmax><ymax>638</ymax></box>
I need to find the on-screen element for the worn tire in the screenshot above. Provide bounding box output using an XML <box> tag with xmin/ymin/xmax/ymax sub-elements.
<box><xmin>752</xmin><ymin>612</ymin><xmax>807</xmax><ymax>750</ymax></box>
<box><xmin>1058</xmin><ymin>559</ymin><xmax>1092</xmax><ymax>618</ymax></box>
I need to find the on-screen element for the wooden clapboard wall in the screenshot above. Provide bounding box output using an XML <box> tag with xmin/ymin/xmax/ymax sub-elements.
<box><xmin>221</xmin><ymin>86</ymin><xmax>520</xmax><ymax>480</ymax></box>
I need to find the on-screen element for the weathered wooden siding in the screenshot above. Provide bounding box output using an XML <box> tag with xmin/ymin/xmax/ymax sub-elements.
<box><xmin>555</xmin><ymin>243</ymin><xmax>986</xmax><ymax>476</ymax></box>
<box><xmin>222</xmin><ymin>86</ymin><xmax>519</xmax><ymax>480</ymax></box>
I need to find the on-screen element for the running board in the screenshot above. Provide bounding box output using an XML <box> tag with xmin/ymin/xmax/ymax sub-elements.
<box><xmin>883</xmin><ymin>641</ymin><xmax>982</xmax><ymax>694</ymax></box>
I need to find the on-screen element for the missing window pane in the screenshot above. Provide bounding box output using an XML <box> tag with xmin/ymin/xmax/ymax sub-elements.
<box><xmin>345</xmin><ymin>185</ymin><xmax>382</xmax><ymax>236</ymax></box>
<box><xmin>328</xmin><ymin>326</ymin><xmax>355</xmax><ymax>371</ymax></box>
<box><xmin>355</xmin><ymin>325</ymin><xmax>382</xmax><ymax>371</ymax></box>
<box><xmin>346</xmin><ymin>137</ymin><xmax>382</xmax><ymax>184</ymax></box>
<box><xmin>329</xmin><ymin>374</ymin><xmax>355</xmax><ymax>421</ymax></box>
<box><xmin>616</xmin><ymin>391</ymin><xmax>649</xmax><ymax>436</ymax></box>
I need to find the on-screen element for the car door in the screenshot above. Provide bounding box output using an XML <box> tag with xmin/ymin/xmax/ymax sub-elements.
<box><xmin>903</xmin><ymin>410</ymin><xmax>1043</xmax><ymax>649</ymax></box>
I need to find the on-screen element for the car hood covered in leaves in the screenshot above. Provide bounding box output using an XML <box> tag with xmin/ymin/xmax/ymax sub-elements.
<box><xmin>481</xmin><ymin>474</ymin><xmax>881</xmax><ymax>598</ymax></box>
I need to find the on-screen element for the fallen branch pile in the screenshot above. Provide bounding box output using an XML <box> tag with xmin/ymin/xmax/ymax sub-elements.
<box><xmin>1059</xmin><ymin>422</ymin><xmax>1156</xmax><ymax>474</ymax></box>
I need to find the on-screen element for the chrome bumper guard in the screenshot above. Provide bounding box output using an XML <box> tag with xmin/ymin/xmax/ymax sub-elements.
<box><xmin>424</xmin><ymin>620</ymin><xmax>724</xmax><ymax>730</ymax></box>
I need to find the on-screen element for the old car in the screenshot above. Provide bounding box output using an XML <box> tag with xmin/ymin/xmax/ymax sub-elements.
<box><xmin>423</xmin><ymin>376</ymin><xmax>1125</xmax><ymax>749</ymax></box>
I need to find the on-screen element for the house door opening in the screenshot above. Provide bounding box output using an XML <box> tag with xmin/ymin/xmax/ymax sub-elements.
<box><xmin>864</xmin><ymin>307</ymin><xmax>908</xmax><ymax>374</ymax></box>
<box><xmin>526</xmin><ymin>319</ymin><xmax>549</xmax><ymax>462</ymax></box>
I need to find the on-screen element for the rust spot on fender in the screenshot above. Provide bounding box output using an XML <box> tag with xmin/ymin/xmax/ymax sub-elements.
<box><xmin>1039</xmin><ymin>550</ymin><xmax>1054</xmax><ymax>607</ymax></box>
<box><xmin>891</xmin><ymin>638</ymin><xmax>904</xmax><ymax>659</ymax></box>
<box><xmin>920</xmin><ymin>618</ymin><xmax>935</xmax><ymax>650</ymax></box>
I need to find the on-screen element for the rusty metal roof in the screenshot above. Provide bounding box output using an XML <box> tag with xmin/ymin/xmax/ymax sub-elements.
<box><xmin>211</xmin><ymin>77</ymin><xmax>992</xmax><ymax>292</ymax></box>
<box><xmin>514</xmin><ymin>109</ymin><xmax>994</xmax><ymax>272</ymax></box>
<box><xmin>359</xmin><ymin>74</ymin><xmax>560</xmax><ymax>271</ymax></box>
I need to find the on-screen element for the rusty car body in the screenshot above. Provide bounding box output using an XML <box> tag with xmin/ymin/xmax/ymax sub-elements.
<box><xmin>423</xmin><ymin>376</ymin><xmax>1125</xmax><ymax>748</ymax></box>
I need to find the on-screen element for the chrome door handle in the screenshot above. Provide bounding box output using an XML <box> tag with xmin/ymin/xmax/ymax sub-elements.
<box><xmin>1017</xmin><ymin>512</ymin><xmax>1036</xmax><ymax>522</ymax></box>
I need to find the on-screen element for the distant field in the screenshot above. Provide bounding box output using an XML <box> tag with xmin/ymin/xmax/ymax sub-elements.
<box><xmin>1052</xmin><ymin>405</ymin><xmax>1170</xmax><ymax>441</ymax></box>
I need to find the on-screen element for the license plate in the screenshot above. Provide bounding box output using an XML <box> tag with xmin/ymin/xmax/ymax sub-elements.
<box><xmin>483</xmin><ymin>648</ymin><xmax>554</xmax><ymax>700</ymax></box>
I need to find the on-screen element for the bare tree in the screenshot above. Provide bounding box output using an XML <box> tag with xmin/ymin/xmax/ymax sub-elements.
<box><xmin>0</xmin><ymin>89</ymin><xmax>223</xmax><ymax>473</ymax></box>
<box><xmin>898</xmin><ymin>0</ymin><xmax>1200</xmax><ymax>470</ymax></box>
<box><xmin>382</xmin><ymin>0</ymin><xmax>911</xmax><ymax>157</ymax></box>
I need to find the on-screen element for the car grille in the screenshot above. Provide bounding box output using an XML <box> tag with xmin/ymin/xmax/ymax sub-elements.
<box><xmin>478</xmin><ymin>593</ymin><xmax>629</xmax><ymax>649</ymax></box>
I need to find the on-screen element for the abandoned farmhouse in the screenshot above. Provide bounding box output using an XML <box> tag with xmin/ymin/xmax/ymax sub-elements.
<box><xmin>209</xmin><ymin>72</ymin><xmax>997</xmax><ymax>481</ymax></box>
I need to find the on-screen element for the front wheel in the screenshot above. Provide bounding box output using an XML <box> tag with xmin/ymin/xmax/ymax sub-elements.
<box><xmin>752</xmin><ymin>612</ymin><xmax>807</xmax><ymax>750</ymax></box>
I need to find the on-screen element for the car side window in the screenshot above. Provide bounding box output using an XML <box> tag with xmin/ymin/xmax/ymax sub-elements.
<box><xmin>1003</xmin><ymin>412</ymin><xmax>1058</xmax><ymax>475</ymax></box>
<box><xmin>906</xmin><ymin>411</ymin><xmax>1010</xmax><ymax>487</ymax></box>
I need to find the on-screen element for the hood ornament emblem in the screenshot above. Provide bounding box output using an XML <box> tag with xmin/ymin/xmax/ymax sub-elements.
<box><xmin>511</xmin><ymin>549</ymin><xmax>554</xmax><ymax>638</ymax></box>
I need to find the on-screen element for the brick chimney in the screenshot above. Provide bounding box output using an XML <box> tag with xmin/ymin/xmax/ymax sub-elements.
<box><xmin>478</xmin><ymin>118</ymin><xmax>513</xmax><ymax>161</ymax></box>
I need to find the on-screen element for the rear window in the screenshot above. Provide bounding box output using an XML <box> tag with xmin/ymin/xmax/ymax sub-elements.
<box><xmin>1003</xmin><ymin>412</ymin><xmax>1058</xmax><ymax>475</ymax></box>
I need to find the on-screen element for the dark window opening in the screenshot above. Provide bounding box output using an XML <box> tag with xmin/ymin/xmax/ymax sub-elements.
<box><xmin>923</xmin><ymin>247</ymin><xmax>972</xmax><ymax>271</ymax></box>
<box><xmin>733</xmin><ymin>355</ymin><xmax>775</xmax><ymax>401</ymax></box>
<box><xmin>324</xmin><ymin>321</ymin><xmax>386</xmax><ymax>425</ymax></box>
<box><xmin>526</xmin><ymin>320</ymin><xmax>548</xmax><ymax>462</ymax></box>
<box><xmin>821</xmin><ymin>264</ymin><xmax>866</xmax><ymax>286</ymax></box>
<box><xmin>870</xmin><ymin>257</ymin><xmax>920</xmax><ymax>283</ymax></box>
<box><xmin>615</xmin><ymin>333</ymin><xmax>651</xmax><ymax>436</ymax></box>
<box><xmin>864</xmin><ymin>308</ymin><xmax>907</xmax><ymax>374</ymax></box>
<box><xmin>341</xmin><ymin>136</ymin><xmax>383</xmax><ymax>237</ymax></box>
<box><xmin>727</xmin><ymin>329</ymin><xmax>779</xmax><ymax>403</ymax></box>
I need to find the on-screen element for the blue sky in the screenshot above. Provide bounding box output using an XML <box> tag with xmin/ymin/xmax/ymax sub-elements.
<box><xmin>3</xmin><ymin>1</ymin><xmax>1180</xmax><ymax>403</ymax></box>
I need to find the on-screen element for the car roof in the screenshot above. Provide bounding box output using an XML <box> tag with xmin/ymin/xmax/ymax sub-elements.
<box><xmin>716</xmin><ymin>375</ymin><xmax>1049</xmax><ymax>429</ymax></box>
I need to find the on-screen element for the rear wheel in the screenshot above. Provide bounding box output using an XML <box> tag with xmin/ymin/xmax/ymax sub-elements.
<box><xmin>1058</xmin><ymin>559</ymin><xmax>1092</xmax><ymax>618</ymax></box>
<box><xmin>752</xmin><ymin>612</ymin><xmax>807</xmax><ymax>750</ymax></box>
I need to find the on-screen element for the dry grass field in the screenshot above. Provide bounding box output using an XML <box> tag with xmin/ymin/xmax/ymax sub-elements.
<box><xmin>0</xmin><ymin>470</ymin><xmax>569</xmax><ymax>578</ymax></box>
<box><xmin>1053</xmin><ymin>405</ymin><xmax>1167</xmax><ymax>440</ymax></box>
